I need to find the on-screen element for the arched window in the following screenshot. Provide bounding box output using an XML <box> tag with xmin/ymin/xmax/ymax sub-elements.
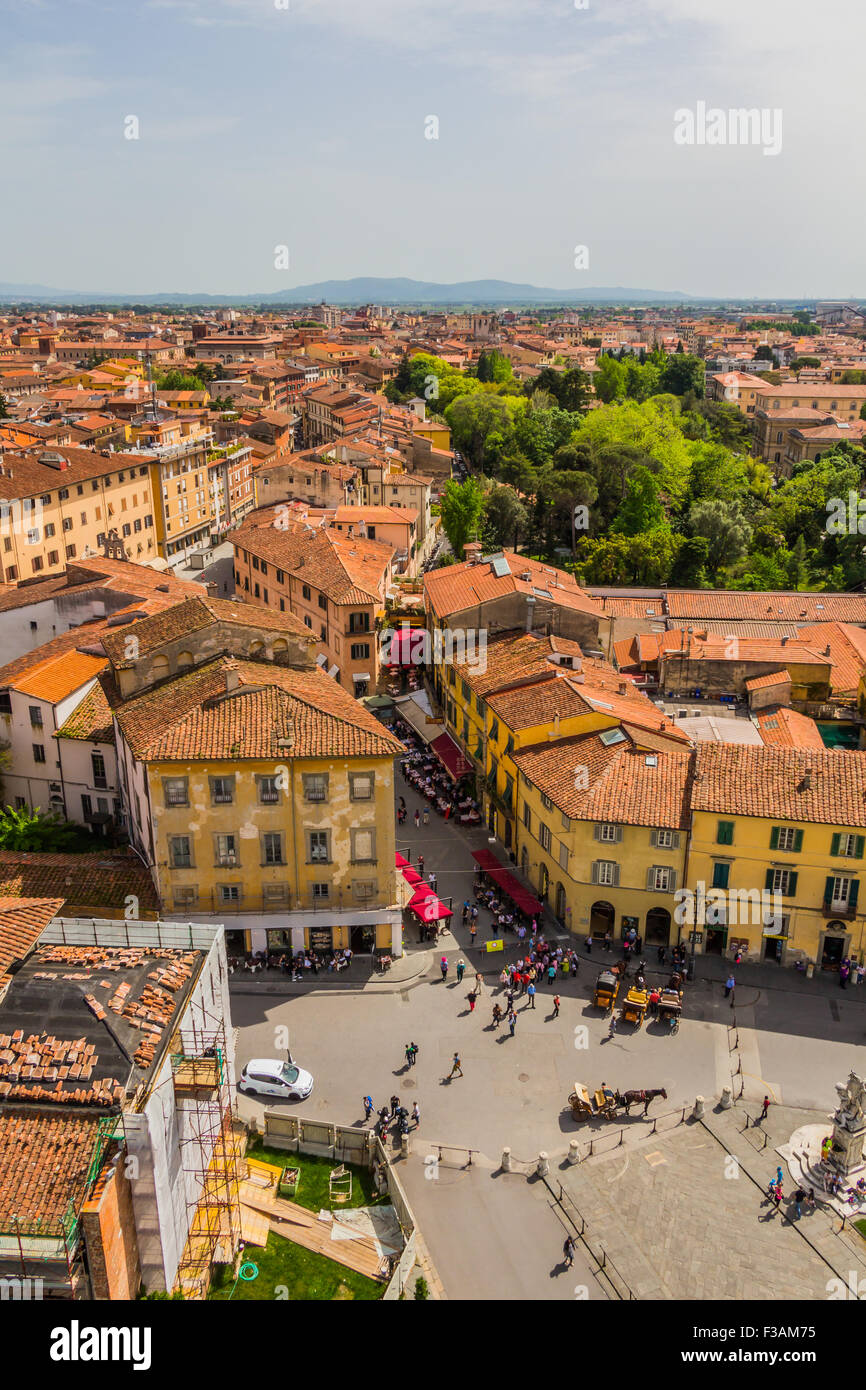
<box><xmin>176</xmin><ymin>650</ymin><xmax>193</xmax><ymax>670</ymax></box>
<box><xmin>249</xmin><ymin>640</ymin><xmax>264</xmax><ymax>658</ymax></box>
<box><xmin>152</xmin><ymin>655</ymin><xmax>169</xmax><ymax>681</ymax></box>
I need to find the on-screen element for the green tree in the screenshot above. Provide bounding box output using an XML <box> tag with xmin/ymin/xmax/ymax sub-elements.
<box><xmin>0</xmin><ymin>807</ymin><xmax>85</xmax><ymax>852</ymax></box>
<box><xmin>686</xmin><ymin>499</ymin><xmax>752</xmax><ymax>579</ymax></box>
<box><xmin>481</xmin><ymin>486</ymin><xmax>529</xmax><ymax>552</ymax></box>
<box><xmin>546</xmin><ymin>470</ymin><xmax>598</xmax><ymax>553</ymax></box>
<box><xmin>594</xmin><ymin>355</ymin><xmax>627</xmax><ymax>403</ymax></box>
<box><xmin>444</xmin><ymin>394</ymin><xmax>524</xmax><ymax>473</ymax></box>
<box><xmin>0</xmin><ymin>392</ymin><xmax>8</xmax><ymax>419</ymax></box>
<box><xmin>476</xmin><ymin>349</ymin><xmax>513</xmax><ymax>384</ymax></box>
<box><xmin>439</xmin><ymin>477</ymin><xmax>486</xmax><ymax>559</ymax></box>
<box><xmin>611</xmin><ymin>465</ymin><xmax>667</xmax><ymax>536</ymax></box>
<box><xmin>659</xmin><ymin>354</ymin><xmax>706</xmax><ymax>398</ymax></box>
<box><xmin>670</xmin><ymin>536</ymin><xmax>709</xmax><ymax>586</ymax></box>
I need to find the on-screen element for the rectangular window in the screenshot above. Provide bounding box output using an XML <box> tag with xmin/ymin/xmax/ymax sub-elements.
<box><xmin>350</xmin><ymin>773</ymin><xmax>374</xmax><ymax>801</ymax></box>
<box><xmin>832</xmin><ymin>832</ymin><xmax>865</xmax><ymax>858</ymax></box>
<box><xmin>647</xmin><ymin>865</ymin><xmax>675</xmax><ymax>892</ymax></box>
<box><xmin>210</xmin><ymin>775</ymin><xmax>235</xmax><ymax>804</ymax></box>
<box><xmin>540</xmin><ymin>823</ymin><xmax>551</xmax><ymax>852</ymax></box>
<box><xmin>770</xmin><ymin>826</ymin><xmax>802</xmax><ymax>853</ymax></box>
<box><xmin>308</xmin><ymin>830</ymin><xmax>330</xmax><ymax>863</ymax></box>
<box><xmin>173</xmin><ymin>887</ymin><xmax>198</xmax><ymax>909</ymax></box>
<box><xmin>766</xmin><ymin>868</ymin><xmax>796</xmax><ymax>896</ymax></box>
<box><xmin>32</xmin><ymin>743</ymin><xmax>46</xmax><ymax>763</ymax></box>
<box><xmin>312</xmin><ymin>882</ymin><xmax>329</xmax><ymax>900</ymax></box>
<box><xmin>258</xmin><ymin>775</ymin><xmax>280</xmax><ymax>804</ymax></box>
<box><xmin>317</xmin><ymin>594</ymin><xmax>327</xmax><ymax>611</ymax></box>
<box><xmin>29</xmin><ymin>705</ymin><xmax>43</xmax><ymax>727</ymax></box>
<box><xmin>303</xmin><ymin>773</ymin><xmax>328</xmax><ymax>802</ymax></box>
<box><xmin>350</xmin><ymin>643</ymin><xmax>370</xmax><ymax>660</ymax></box>
<box><xmin>219</xmin><ymin>884</ymin><xmax>241</xmax><ymax>903</ymax></box>
<box><xmin>91</xmin><ymin>751</ymin><xmax>107</xmax><ymax>788</ymax></box>
<box><xmin>716</xmin><ymin>820</ymin><xmax>734</xmax><ymax>845</ymax></box>
<box><xmin>163</xmin><ymin>777</ymin><xmax>188</xmax><ymax>807</ymax></box>
<box><xmin>523</xmin><ymin>803</ymin><xmax>531</xmax><ymax>831</ymax></box>
<box><xmin>170</xmin><ymin>835</ymin><xmax>192</xmax><ymax>868</ymax></box>
<box><xmin>351</xmin><ymin>827</ymin><xmax>376</xmax><ymax>863</ymax></box>
<box><xmin>594</xmin><ymin>860</ymin><xmax>619</xmax><ymax>887</ymax></box>
<box><xmin>597</xmin><ymin>823</ymin><xmax>621</xmax><ymax>843</ymax></box>
<box><xmin>81</xmin><ymin>794</ymin><xmax>92</xmax><ymax>818</ymax></box>
<box><xmin>215</xmin><ymin>834</ymin><xmax>238</xmax><ymax>867</ymax></box>
<box><xmin>262</xmin><ymin>832</ymin><xmax>283</xmax><ymax>865</ymax></box>
<box><xmin>559</xmin><ymin>843</ymin><xmax>569</xmax><ymax>870</ymax></box>
<box><xmin>712</xmin><ymin>862</ymin><xmax>730</xmax><ymax>889</ymax></box>
<box><xmin>653</xmin><ymin>828</ymin><xmax>678</xmax><ymax>849</ymax></box>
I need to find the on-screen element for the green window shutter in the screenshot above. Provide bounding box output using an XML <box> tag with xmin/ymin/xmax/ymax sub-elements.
<box><xmin>856</xmin><ymin>837</ymin><xmax>865</xmax><ymax>859</ymax></box>
<box><xmin>591</xmin><ymin>862</ymin><xmax>599</xmax><ymax>884</ymax></box>
<box><xmin>831</xmin><ymin>832</ymin><xmax>841</xmax><ymax>856</ymax></box>
<box><xmin>646</xmin><ymin>867</ymin><xmax>656</xmax><ymax>890</ymax></box>
<box><xmin>770</xmin><ymin>826</ymin><xmax>779</xmax><ymax>850</ymax></box>
<box><xmin>765</xmin><ymin>869</ymin><xmax>774</xmax><ymax>892</ymax></box>
<box><xmin>650</xmin><ymin>829</ymin><xmax>658</xmax><ymax>848</ymax></box>
<box><xmin>718</xmin><ymin>821</ymin><xmax>733</xmax><ymax>845</ymax></box>
<box><xmin>850</xmin><ymin>880</ymin><xmax>860</xmax><ymax>909</ymax></box>
<box><xmin>712</xmin><ymin>863</ymin><xmax>730</xmax><ymax>889</ymax></box>
<box><xmin>787</xmin><ymin>871</ymin><xmax>797</xmax><ymax>897</ymax></box>
<box><xmin>825</xmin><ymin>875</ymin><xmax>835</xmax><ymax>903</ymax></box>
<box><xmin>672</xmin><ymin>832</ymin><xmax>680</xmax><ymax>849</ymax></box>
<box><xmin>669</xmin><ymin>870</ymin><xmax>677</xmax><ymax>892</ymax></box>
<box><xmin>793</xmin><ymin>829</ymin><xmax>803</xmax><ymax>853</ymax></box>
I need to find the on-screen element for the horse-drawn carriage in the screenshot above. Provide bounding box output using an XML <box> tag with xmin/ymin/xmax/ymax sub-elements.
<box><xmin>593</xmin><ymin>969</ymin><xmax>620</xmax><ymax>1013</ymax></box>
<box><xmin>622</xmin><ymin>986</ymin><xmax>649</xmax><ymax>1028</ymax></box>
<box><xmin>657</xmin><ymin>987</ymin><xmax>683</xmax><ymax>1029</ymax></box>
<box><xmin>568</xmin><ymin>1082</ymin><xmax>618</xmax><ymax>1121</ymax></box>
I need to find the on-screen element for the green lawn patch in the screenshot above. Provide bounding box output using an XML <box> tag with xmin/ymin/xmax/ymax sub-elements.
<box><xmin>245</xmin><ymin>1140</ymin><xmax>389</xmax><ymax>1215</ymax></box>
<box><xmin>853</xmin><ymin>1218</ymin><xmax>866</xmax><ymax>1241</ymax></box>
<box><xmin>208</xmin><ymin>1232</ymin><xmax>383</xmax><ymax>1301</ymax></box>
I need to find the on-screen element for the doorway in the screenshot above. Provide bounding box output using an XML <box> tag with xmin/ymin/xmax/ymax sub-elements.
<box><xmin>705</xmin><ymin>927</ymin><xmax>728</xmax><ymax>956</ymax></box>
<box><xmin>820</xmin><ymin>927</ymin><xmax>849</xmax><ymax>970</ymax></box>
<box><xmin>351</xmin><ymin>924</ymin><xmax>376</xmax><ymax>954</ymax></box>
<box><xmin>645</xmin><ymin>907</ymin><xmax>671</xmax><ymax>947</ymax></box>
<box><xmin>762</xmin><ymin>935</ymin><xmax>786</xmax><ymax>963</ymax></box>
<box><xmin>590</xmin><ymin>901</ymin><xmax>615</xmax><ymax>935</ymax></box>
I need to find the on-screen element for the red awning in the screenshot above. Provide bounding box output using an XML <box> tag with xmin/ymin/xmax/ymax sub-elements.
<box><xmin>383</xmin><ymin>626</ymin><xmax>427</xmax><ymax>667</ymax></box>
<box><xmin>402</xmin><ymin>867</ymin><xmax>423</xmax><ymax>886</ymax></box>
<box><xmin>395</xmin><ymin>852</ymin><xmax>411</xmax><ymax>868</ymax></box>
<box><xmin>471</xmin><ymin>848</ymin><xmax>542</xmax><ymax>915</ymax></box>
<box><xmin>430</xmin><ymin>731</ymin><xmax>472</xmax><ymax>780</ymax></box>
<box><xmin>408</xmin><ymin>892</ymin><xmax>453</xmax><ymax>922</ymax></box>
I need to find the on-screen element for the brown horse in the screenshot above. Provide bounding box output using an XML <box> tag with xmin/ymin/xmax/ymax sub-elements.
<box><xmin>618</xmin><ymin>1087</ymin><xmax>668</xmax><ymax>1116</ymax></box>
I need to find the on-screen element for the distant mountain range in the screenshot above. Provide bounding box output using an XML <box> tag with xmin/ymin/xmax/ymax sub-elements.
<box><xmin>0</xmin><ymin>276</ymin><xmax>696</xmax><ymax>307</ymax></box>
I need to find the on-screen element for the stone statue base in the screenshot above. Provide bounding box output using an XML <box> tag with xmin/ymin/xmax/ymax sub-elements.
<box><xmin>829</xmin><ymin>1115</ymin><xmax>866</xmax><ymax>1176</ymax></box>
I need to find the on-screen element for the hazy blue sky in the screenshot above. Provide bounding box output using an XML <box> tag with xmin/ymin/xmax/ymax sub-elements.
<box><xmin>1</xmin><ymin>0</ymin><xmax>864</xmax><ymax>297</ymax></box>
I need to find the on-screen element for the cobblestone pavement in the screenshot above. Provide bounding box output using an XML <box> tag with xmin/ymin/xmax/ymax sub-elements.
<box><xmin>559</xmin><ymin>1103</ymin><xmax>866</xmax><ymax>1301</ymax></box>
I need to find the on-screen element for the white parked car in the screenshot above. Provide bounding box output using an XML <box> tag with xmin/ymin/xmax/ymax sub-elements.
<box><xmin>238</xmin><ymin>1059</ymin><xmax>314</xmax><ymax>1100</ymax></box>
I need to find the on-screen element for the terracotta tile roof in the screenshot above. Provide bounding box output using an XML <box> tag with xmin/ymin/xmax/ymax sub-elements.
<box><xmin>453</xmin><ymin>629</ymin><xmax>584</xmax><ymax>698</ymax></box>
<box><xmin>0</xmin><ymin>897</ymin><xmax>64</xmax><ymax>983</ymax></box>
<box><xmin>513</xmin><ymin>733</ymin><xmax>693</xmax><ymax>828</ymax></box>
<box><xmin>108</xmin><ymin>655</ymin><xmax>403</xmax><ymax>763</ymax></box>
<box><xmin>233</xmin><ymin>508</ymin><xmax>392</xmax><ymax>604</ymax></box>
<box><xmin>691</xmin><ymin>745</ymin><xmax>866</xmax><ymax>824</ymax></box>
<box><xmin>755</xmin><ymin>707</ymin><xmax>827</xmax><ymax>751</ymax></box>
<box><xmin>54</xmin><ymin>681</ymin><xmax>114</xmax><ymax>742</ymax></box>
<box><xmin>665</xmin><ymin>591</ymin><xmax>866</xmax><ymax>624</ymax></box>
<box><xmin>0</xmin><ymin>446</ymin><xmax>155</xmax><ymax>501</ymax></box>
<box><xmin>0</xmin><ymin>1108</ymin><xmax>102</xmax><ymax>1230</ymax></box>
<box><xmin>424</xmin><ymin>551</ymin><xmax>603</xmax><ymax>622</ymax></box>
<box><xmin>0</xmin><ymin>851</ymin><xmax>159</xmax><ymax>915</ymax></box>
<box><xmin>796</xmin><ymin>622</ymin><xmax>866</xmax><ymax>697</ymax></box>
<box><xmin>745</xmin><ymin>670</ymin><xmax>791</xmax><ymax>691</ymax></box>
<box><xmin>4</xmin><ymin>649</ymin><xmax>107</xmax><ymax>703</ymax></box>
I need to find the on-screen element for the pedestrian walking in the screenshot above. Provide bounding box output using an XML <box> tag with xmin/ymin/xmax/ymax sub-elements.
<box><xmin>414</xmin><ymin>809</ymin><xmax>420</xmax><ymax>829</ymax></box>
<box><xmin>563</xmin><ymin>1236</ymin><xmax>576</xmax><ymax>1269</ymax></box>
<box><xmin>553</xmin><ymin>994</ymin><xmax>561</xmax><ymax>1018</ymax></box>
<box><xmin>468</xmin><ymin>990</ymin><xmax>477</xmax><ymax>1012</ymax></box>
<box><xmin>792</xmin><ymin>1187</ymin><xmax>806</xmax><ymax>1219</ymax></box>
<box><xmin>390</xmin><ymin>1094</ymin><xmax>400</xmax><ymax>1117</ymax></box>
<box><xmin>474</xmin><ymin>971</ymin><xmax>483</xmax><ymax>994</ymax></box>
<box><xmin>840</xmin><ymin>960</ymin><xmax>850</xmax><ymax>989</ymax></box>
<box><xmin>469</xmin><ymin>920</ymin><xmax>477</xmax><ymax>945</ymax></box>
<box><xmin>724</xmin><ymin>973</ymin><xmax>735</xmax><ymax>999</ymax></box>
<box><xmin>586</xmin><ymin>934</ymin><xmax>592</xmax><ymax>955</ymax></box>
<box><xmin>405</xmin><ymin>1043</ymin><xmax>414</xmax><ymax>1068</ymax></box>
<box><xmin>760</xmin><ymin>1095</ymin><xmax>770</xmax><ymax>1121</ymax></box>
<box><xmin>508</xmin><ymin>1009</ymin><xmax>516</xmax><ymax>1037</ymax></box>
<box><xmin>408</xmin><ymin>1041</ymin><xmax>419</xmax><ymax>1066</ymax></box>
<box><xmin>776</xmin><ymin>1166</ymin><xmax>784</xmax><ymax>1188</ymax></box>
<box><xmin>422</xmin><ymin>807</ymin><xmax>430</xmax><ymax>827</ymax></box>
<box><xmin>449</xmin><ymin>1052</ymin><xmax>463</xmax><ymax>1078</ymax></box>
<box><xmin>429</xmin><ymin>873</ymin><xmax>437</xmax><ymax>893</ymax></box>
<box><xmin>456</xmin><ymin>958</ymin><xmax>466</xmax><ymax>983</ymax></box>
<box><xmin>607</xmin><ymin>1014</ymin><xmax>617</xmax><ymax>1040</ymax></box>
<box><xmin>547</xmin><ymin>963</ymin><xmax>557</xmax><ymax>986</ymax></box>
<box><xmin>412</xmin><ymin>1101</ymin><xmax>421</xmax><ymax>1130</ymax></box>
<box><xmin>418</xmin><ymin>854</ymin><xmax>424</xmax><ymax>877</ymax></box>
<box><xmin>363</xmin><ymin>1095</ymin><xmax>374</xmax><ymax>1121</ymax></box>
<box><xmin>603</xmin><ymin>931</ymin><xmax>612</xmax><ymax>953</ymax></box>
<box><xmin>462</xmin><ymin>901</ymin><xmax>470</xmax><ymax>926</ymax></box>
<box><xmin>527</xmin><ymin>981</ymin><xmax>536</xmax><ymax>1009</ymax></box>
<box><xmin>440</xmin><ymin>955</ymin><xmax>449</xmax><ymax>981</ymax></box>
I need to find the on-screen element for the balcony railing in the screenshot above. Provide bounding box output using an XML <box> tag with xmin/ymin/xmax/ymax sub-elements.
<box><xmin>822</xmin><ymin>899</ymin><xmax>857</xmax><ymax>920</ymax></box>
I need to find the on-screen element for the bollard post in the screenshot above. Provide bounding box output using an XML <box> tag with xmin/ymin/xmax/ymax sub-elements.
<box><xmin>720</xmin><ymin>1085</ymin><xmax>732</xmax><ymax>1109</ymax></box>
<box><xmin>693</xmin><ymin>1096</ymin><xmax>705</xmax><ymax>1119</ymax></box>
<box><xmin>400</xmin><ymin>1133</ymin><xmax>409</xmax><ymax>1159</ymax></box>
<box><xmin>537</xmin><ymin>1151</ymin><xmax>550</xmax><ymax>1177</ymax></box>
<box><xmin>567</xmin><ymin>1139</ymin><xmax>581</xmax><ymax>1165</ymax></box>
<box><xmin>501</xmin><ymin>1146</ymin><xmax>512</xmax><ymax>1172</ymax></box>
